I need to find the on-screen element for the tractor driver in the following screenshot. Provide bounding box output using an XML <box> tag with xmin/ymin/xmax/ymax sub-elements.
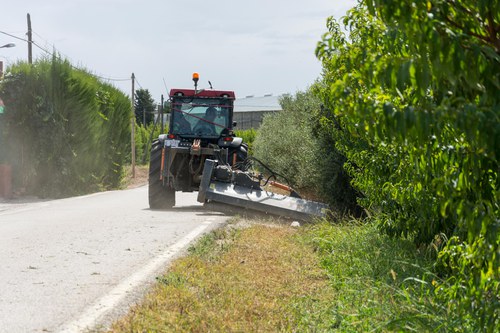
<box><xmin>194</xmin><ymin>106</ymin><xmax>217</xmax><ymax>135</ymax></box>
<box><xmin>173</xmin><ymin>110</ymin><xmax>191</xmax><ymax>134</ymax></box>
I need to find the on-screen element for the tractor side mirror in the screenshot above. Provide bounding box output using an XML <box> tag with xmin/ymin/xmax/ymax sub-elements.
<box><xmin>232</xmin><ymin>121</ymin><xmax>237</xmax><ymax>128</ymax></box>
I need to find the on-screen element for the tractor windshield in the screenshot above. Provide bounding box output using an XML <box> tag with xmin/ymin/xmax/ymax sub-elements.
<box><xmin>170</xmin><ymin>98</ymin><xmax>232</xmax><ymax>138</ymax></box>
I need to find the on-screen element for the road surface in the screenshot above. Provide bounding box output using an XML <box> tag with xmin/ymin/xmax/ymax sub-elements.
<box><xmin>0</xmin><ymin>186</ymin><xmax>229</xmax><ymax>332</ymax></box>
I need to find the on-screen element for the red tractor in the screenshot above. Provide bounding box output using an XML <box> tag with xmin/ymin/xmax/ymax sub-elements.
<box><xmin>148</xmin><ymin>73</ymin><xmax>327</xmax><ymax>220</ymax></box>
<box><xmin>149</xmin><ymin>73</ymin><xmax>248</xmax><ymax>209</ymax></box>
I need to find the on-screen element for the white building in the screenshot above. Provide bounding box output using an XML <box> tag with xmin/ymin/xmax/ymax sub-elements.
<box><xmin>233</xmin><ymin>94</ymin><xmax>282</xmax><ymax>130</ymax></box>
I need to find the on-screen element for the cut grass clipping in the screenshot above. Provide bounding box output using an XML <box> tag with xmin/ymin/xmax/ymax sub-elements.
<box><xmin>110</xmin><ymin>223</ymin><xmax>335</xmax><ymax>332</ymax></box>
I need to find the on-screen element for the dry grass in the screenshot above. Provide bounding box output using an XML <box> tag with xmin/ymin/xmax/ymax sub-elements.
<box><xmin>109</xmin><ymin>221</ymin><xmax>334</xmax><ymax>332</ymax></box>
<box><xmin>122</xmin><ymin>165</ymin><xmax>149</xmax><ymax>189</ymax></box>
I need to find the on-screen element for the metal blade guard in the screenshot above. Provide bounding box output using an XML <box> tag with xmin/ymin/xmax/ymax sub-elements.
<box><xmin>197</xmin><ymin>160</ymin><xmax>329</xmax><ymax>221</ymax></box>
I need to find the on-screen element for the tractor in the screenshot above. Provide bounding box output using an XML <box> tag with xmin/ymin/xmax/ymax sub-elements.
<box><xmin>148</xmin><ymin>73</ymin><xmax>328</xmax><ymax>220</ymax></box>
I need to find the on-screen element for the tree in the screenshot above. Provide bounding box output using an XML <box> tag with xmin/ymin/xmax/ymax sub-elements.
<box><xmin>134</xmin><ymin>88</ymin><xmax>156</xmax><ymax>126</ymax></box>
<box><xmin>315</xmin><ymin>0</ymin><xmax>499</xmax><ymax>329</ymax></box>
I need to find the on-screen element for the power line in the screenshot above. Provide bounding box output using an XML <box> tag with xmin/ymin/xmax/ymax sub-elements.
<box><xmin>92</xmin><ymin>73</ymin><xmax>131</xmax><ymax>82</ymax></box>
<box><xmin>31</xmin><ymin>40</ymin><xmax>52</xmax><ymax>55</ymax></box>
<box><xmin>135</xmin><ymin>77</ymin><xmax>144</xmax><ymax>90</ymax></box>
<box><xmin>32</xmin><ymin>30</ymin><xmax>52</xmax><ymax>47</ymax></box>
<box><xmin>30</xmin><ymin>29</ymin><xmax>130</xmax><ymax>82</ymax></box>
<box><xmin>0</xmin><ymin>30</ymin><xmax>28</xmax><ymax>43</ymax></box>
<box><xmin>1</xmin><ymin>28</ymin><xmax>131</xmax><ymax>83</ymax></box>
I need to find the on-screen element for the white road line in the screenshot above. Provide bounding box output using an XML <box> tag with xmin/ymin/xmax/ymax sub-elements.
<box><xmin>58</xmin><ymin>219</ymin><xmax>215</xmax><ymax>333</ymax></box>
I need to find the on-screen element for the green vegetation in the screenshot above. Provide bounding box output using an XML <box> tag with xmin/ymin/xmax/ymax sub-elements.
<box><xmin>254</xmin><ymin>92</ymin><xmax>321</xmax><ymax>191</ymax></box>
<box><xmin>312</xmin><ymin>0</ymin><xmax>499</xmax><ymax>330</ymax></box>
<box><xmin>235</xmin><ymin>128</ymin><xmax>257</xmax><ymax>154</ymax></box>
<box><xmin>134</xmin><ymin>88</ymin><xmax>156</xmax><ymax>126</ymax></box>
<box><xmin>245</xmin><ymin>0</ymin><xmax>498</xmax><ymax>330</ymax></box>
<box><xmin>309</xmin><ymin>220</ymin><xmax>492</xmax><ymax>332</ymax></box>
<box><xmin>110</xmin><ymin>219</ymin><xmax>469</xmax><ymax>332</ymax></box>
<box><xmin>307</xmin><ymin>221</ymin><xmax>440</xmax><ymax>331</ymax></box>
<box><xmin>109</xmin><ymin>222</ymin><xmax>335</xmax><ymax>332</ymax></box>
<box><xmin>254</xmin><ymin>91</ymin><xmax>360</xmax><ymax>213</ymax></box>
<box><xmin>0</xmin><ymin>56</ymin><xmax>131</xmax><ymax>197</ymax></box>
<box><xmin>134</xmin><ymin>122</ymin><xmax>163</xmax><ymax>165</ymax></box>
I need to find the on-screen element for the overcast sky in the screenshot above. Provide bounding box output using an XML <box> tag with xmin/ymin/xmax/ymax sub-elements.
<box><xmin>1</xmin><ymin>0</ymin><xmax>356</xmax><ymax>101</ymax></box>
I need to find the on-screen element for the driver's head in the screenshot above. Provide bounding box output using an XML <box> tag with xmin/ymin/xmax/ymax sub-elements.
<box><xmin>206</xmin><ymin>107</ymin><xmax>217</xmax><ymax>120</ymax></box>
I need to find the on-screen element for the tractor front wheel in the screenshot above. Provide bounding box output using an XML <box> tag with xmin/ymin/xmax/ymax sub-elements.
<box><xmin>148</xmin><ymin>139</ymin><xmax>175</xmax><ymax>209</ymax></box>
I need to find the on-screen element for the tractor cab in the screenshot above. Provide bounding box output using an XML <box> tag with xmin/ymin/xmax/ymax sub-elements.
<box><xmin>168</xmin><ymin>88</ymin><xmax>236</xmax><ymax>144</ymax></box>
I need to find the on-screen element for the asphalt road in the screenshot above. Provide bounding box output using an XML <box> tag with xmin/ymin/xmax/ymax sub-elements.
<box><xmin>0</xmin><ymin>186</ymin><xmax>229</xmax><ymax>333</ymax></box>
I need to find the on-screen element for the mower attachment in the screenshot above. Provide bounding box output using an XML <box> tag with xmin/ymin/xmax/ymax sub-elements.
<box><xmin>198</xmin><ymin>160</ymin><xmax>329</xmax><ymax>221</ymax></box>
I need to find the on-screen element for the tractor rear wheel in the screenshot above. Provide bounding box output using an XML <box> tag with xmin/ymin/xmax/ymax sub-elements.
<box><xmin>148</xmin><ymin>139</ymin><xmax>175</xmax><ymax>209</ymax></box>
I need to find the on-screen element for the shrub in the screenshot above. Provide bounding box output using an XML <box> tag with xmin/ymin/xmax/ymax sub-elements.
<box><xmin>235</xmin><ymin>128</ymin><xmax>257</xmax><ymax>154</ymax></box>
<box><xmin>253</xmin><ymin>90</ymin><xmax>360</xmax><ymax>214</ymax></box>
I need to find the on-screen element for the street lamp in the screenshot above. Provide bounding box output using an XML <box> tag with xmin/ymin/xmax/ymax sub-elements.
<box><xmin>0</xmin><ymin>43</ymin><xmax>15</xmax><ymax>77</ymax></box>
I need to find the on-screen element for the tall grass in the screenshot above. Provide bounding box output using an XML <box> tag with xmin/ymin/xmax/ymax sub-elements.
<box><xmin>306</xmin><ymin>220</ymin><xmax>497</xmax><ymax>332</ymax></box>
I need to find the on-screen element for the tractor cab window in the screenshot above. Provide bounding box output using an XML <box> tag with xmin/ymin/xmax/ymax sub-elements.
<box><xmin>171</xmin><ymin>98</ymin><xmax>231</xmax><ymax>137</ymax></box>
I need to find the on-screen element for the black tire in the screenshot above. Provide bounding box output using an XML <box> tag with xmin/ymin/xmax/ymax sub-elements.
<box><xmin>148</xmin><ymin>139</ymin><xmax>175</xmax><ymax>209</ymax></box>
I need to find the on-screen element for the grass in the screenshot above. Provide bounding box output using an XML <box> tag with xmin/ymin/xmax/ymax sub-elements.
<box><xmin>109</xmin><ymin>219</ymin><xmax>335</xmax><ymax>332</ymax></box>
<box><xmin>107</xmin><ymin>218</ymin><xmax>465</xmax><ymax>332</ymax></box>
<box><xmin>304</xmin><ymin>220</ymin><xmax>438</xmax><ymax>332</ymax></box>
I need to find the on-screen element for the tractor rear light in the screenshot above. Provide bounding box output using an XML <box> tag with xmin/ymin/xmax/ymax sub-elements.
<box><xmin>223</xmin><ymin>137</ymin><xmax>233</xmax><ymax>142</ymax></box>
<box><xmin>167</xmin><ymin>134</ymin><xmax>176</xmax><ymax>139</ymax></box>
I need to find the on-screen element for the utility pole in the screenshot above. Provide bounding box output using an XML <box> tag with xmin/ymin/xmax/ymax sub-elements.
<box><xmin>131</xmin><ymin>73</ymin><xmax>136</xmax><ymax>178</ymax></box>
<box><xmin>27</xmin><ymin>13</ymin><xmax>33</xmax><ymax>64</ymax></box>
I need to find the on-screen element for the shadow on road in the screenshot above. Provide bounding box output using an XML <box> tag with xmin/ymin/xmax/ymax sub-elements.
<box><xmin>148</xmin><ymin>202</ymin><xmax>296</xmax><ymax>224</ymax></box>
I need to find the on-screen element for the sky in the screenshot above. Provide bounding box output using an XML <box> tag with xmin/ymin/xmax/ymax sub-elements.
<box><xmin>1</xmin><ymin>0</ymin><xmax>356</xmax><ymax>102</ymax></box>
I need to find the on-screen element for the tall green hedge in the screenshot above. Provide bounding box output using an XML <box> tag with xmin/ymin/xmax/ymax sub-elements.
<box><xmin>0</xmin><ymin>56</ymin><xmax>131</xmax><ymax>197</ymax></box>
<box><xmin>315</xmin><ymin>1</ymin><xmax>499</xmax><ymax>329</ymax></box>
